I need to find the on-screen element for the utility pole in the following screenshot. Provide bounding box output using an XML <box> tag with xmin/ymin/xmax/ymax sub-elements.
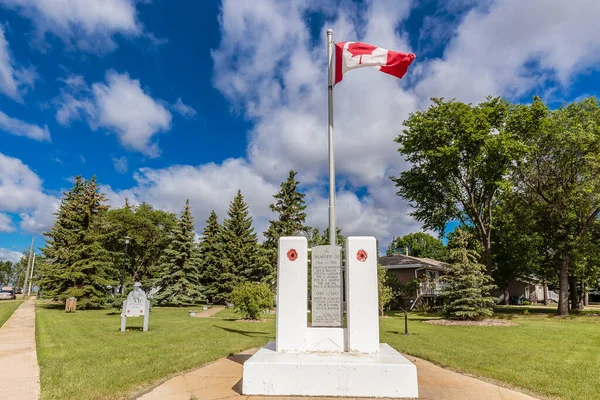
<box><xmin>27</xmin><ymin>254</ymin><xmax>35</xmax><ymax>296</ymax></box>
<box><xmin>22</xmin><ymin>237</ymin><xmax>34</xmax><ymax>298</ymax></box>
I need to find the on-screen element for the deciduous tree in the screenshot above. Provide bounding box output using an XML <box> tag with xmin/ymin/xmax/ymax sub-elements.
<box><xmin>386</xmin><ymin>232</ymin><xmax>447</xmax><ymax>260</ymax></box>
<box><xmin>392</xmin><ymin>97</ymin><xmax>523</xmax><ymax>271</ymax></box>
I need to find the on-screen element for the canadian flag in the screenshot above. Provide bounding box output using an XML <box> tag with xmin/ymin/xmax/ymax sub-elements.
<box><xmin>334</xmin><ymin>41</ymin><xmax>415</xmax><ymax>85</ymax></box>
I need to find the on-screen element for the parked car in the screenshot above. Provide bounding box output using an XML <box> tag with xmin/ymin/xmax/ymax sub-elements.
<box><xmin>14</xmin><ymin>287</ymin><xmax>23</xmax><ymax>294</ymax></box>
<box><xmin>0</xmin><ymin>289</ymin><xmax>16</xmax><ymax>300</ymax></box>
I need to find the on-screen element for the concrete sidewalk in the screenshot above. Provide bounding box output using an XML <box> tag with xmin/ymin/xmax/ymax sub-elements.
<box><xmin>0</xmin><ymin>298</ymin><xmax>40</xmax><ymax>400</ymax></box>
<box><xmin>137</xmin><ymin>349</ymin><xmax>539</xmax><ymax>400</ymax></box>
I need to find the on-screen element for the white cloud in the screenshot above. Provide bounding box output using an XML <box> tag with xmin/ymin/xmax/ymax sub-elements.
<box><xmin>0</xmin><ymin>25</ymin><xmax>36</xmax><ymax>101</ymax></box>
<box><xmin>0</xmin><ymin>247</ymin><xmax>22</xmax><ymax>263</ymax></box>
<box><xmin>0</xmin><ymin>212</ymin><xmax>14</xmax><ymax>232</ymax></box>
<box><xmin>0</xmin><ymin>0</ymin><xmax>143</xmax><ymax>54</ymax></box>
<box><xmin>11</xmin><ymin>0</ymin><xmax>600</xmax><ymax>251</ymax></box>
<box><xmin>415</xmin><ymin>0</ymin><xmax>600</xmax><ymax>104</ymax></box>
<box><xmin>172</xmin><ymin>97</ymin><xmax>197</xmax><ymax>118</ymax></box>
<box><xmin>0</xmin><ymin>152</ymin><xmax>59</xmax><ymax>233</ymax></box>
<box><xmin>19</xmin><ymin>196</ymin><xmax>60</xmax><ymax>233</ymax></box>
<box><xmin>0</xmin><ymin>110</ymin><xmax>50</xmax><ymax>141</ymax></box>
<box><xmin>55</xmin><ymin>71</ymin><xmax>172</xmax><ymax>157</ymax></box>
<box><xmin>112</xmin><ymin>156</ymin><xmax>128</xmax><ymax>174</ymax></box>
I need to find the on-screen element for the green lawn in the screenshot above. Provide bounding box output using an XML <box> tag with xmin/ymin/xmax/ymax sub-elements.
<box><xmin>36</xmin><ymin>303</ymin><xmax>275</xmax><ymax>400</ymax></box>
<box><xmin>0</xmin><ymin>300</ymin><xmax>23</xmax><ymax>328</ymax></box>
<box><xmin>36</xmin><ymin>303</ymin><xmax>600</xmax><ymax>400</ymax></box>
<box><xmin>381</xmin><ymin>307</ymin><xmax>600</xmax><ymax>400</ymax></box>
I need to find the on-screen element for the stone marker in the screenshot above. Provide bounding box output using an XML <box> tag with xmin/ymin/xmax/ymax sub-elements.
<box><xmin>121</xmin><ymin>282</ymin><xmax>150</xmax><ymax>332</ymax></box>
<box><xmin>311</xmin><ymin>245</ymin><xmax>343</xmax><ymax>327</ymax></box>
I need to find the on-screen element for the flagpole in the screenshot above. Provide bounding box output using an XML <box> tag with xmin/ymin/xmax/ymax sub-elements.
<box><xmin>327</xmin><ymin>28</ymin><xmax>336</xmax><ymax>246</ymax></box>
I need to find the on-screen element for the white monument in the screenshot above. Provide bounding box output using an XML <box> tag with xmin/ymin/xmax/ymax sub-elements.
<box><xmin>242</xmin><ymin>236</ymin><xmax>419</xmax><ymax>398</ymax></box>
<box><xmin>121</xmin><ymin>282</ymin><xmax>150</xmax><ymax>332</ymax></box>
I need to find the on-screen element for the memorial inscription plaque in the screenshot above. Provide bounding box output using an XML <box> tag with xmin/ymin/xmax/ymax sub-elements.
<box><xmin>311</xmin><ymin>245</ymin><xmax>343</xmax><ymax>327</ymax></box>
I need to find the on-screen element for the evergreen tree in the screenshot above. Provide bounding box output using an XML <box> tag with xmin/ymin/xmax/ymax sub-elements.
<box><xmin>153</xmin><ymin>200</ymin><xmax>203</xmax><ymax>305</ymax></box>
<box><xmin>199</xmin><ymin>211</ymin><xmax>223</xmax><ymax>303</ymax></box>
<box><xmin>305</xmin><ymin>227</ymin><xmax>345</xmax><ymax>247</ymax></box>
<box><xmin>217</xmin><ymin>190</ymin><xmax>262</xmax><ymax>303</ymax></box>
<box><xmin>40</xmin><ymin>176</ymin><xmax>113</xmax><ymax>308</ymax></box>
<box><xmin>441</xmin><ymin>229</ymin><xmax>497</xmax><ymax>320</ymax></box>
<box><xmin>263</xmin><ymin>170</ymin><xmax>307</xmax><ymax>284</ymax></box>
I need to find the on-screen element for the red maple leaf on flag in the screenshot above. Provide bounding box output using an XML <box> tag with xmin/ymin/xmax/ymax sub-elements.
<box><xmin>346</xmin><ymin>42</ymin><xmax>378</xmax><ymax>64</ymax></box>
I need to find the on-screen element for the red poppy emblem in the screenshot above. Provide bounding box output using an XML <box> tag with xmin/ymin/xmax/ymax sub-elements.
<box><xmin>287</xmin><ymin>248</ymin><xmax>298</xmax><ymax>261</ymax></box>
<box><xmin>356</xmin><ymin>249</ymin><xmax>368</xmax><ymax>262</ymax></box>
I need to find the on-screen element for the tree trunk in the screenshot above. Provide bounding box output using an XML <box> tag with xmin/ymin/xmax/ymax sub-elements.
<box><xmin>503</xmin><ymin>285</ymin><xmax>510</xmax><ymax>305</ymax></box>
<box><xmin>482</xmin><ymin>246</ymin><xmax>493</xmax><ymax>274</ymax></box>
<box><xmin>569</xmin><ymin>277</ymin><xmax>584</xmax><ymax>311</ymax></box>
<box><xmin>557</xmin><ymin>259</ymin><xmax>569</xmax><ymax>316</ymax></box>
<box><xmin>543</xmin><ymin>283</ymin><xmax>549</xmax><ymax>306</ymax></box>
<box><xmin>584</xmin><ymin>282</ymin><xmax>589</xmax><ymax>306</ymax></box>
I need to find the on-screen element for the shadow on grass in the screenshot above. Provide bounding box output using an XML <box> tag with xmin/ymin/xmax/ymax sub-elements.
<box><xmin>494</xmin><ymin>306</ymin><xmax>557</xmax><ymax>315</ymax></box>
<box><xmin>120</xmin><ymin>326</ymin><xmax>144</xmax><ymax>332</ymax></box>
<box><xmin>36</xmin><ymin>302</ymin><xmax>66</xmax><ymax>310</ymax></box>
<box><xmin>215</xmin><ymin>325</ymin><xmax>271</xmax><ymax>338</ymax></box>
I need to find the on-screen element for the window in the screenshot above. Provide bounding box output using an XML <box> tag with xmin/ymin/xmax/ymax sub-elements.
<box><xmin>426</xmin><ymin>270</ymin><xmax>438</xmax><ymax>280</ymax></box>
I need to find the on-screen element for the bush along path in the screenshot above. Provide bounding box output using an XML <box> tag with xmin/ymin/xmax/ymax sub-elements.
<box><xmin>0</xmin><ymin>297</ymin><xmax>40</xmax><ymax>400</ymax></box>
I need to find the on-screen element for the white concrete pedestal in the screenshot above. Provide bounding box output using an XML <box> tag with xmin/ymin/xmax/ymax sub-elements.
<box><xmin>242</xmin><ymin>342</ymin><xmax>418</xmax><ymax>398</ymax></box>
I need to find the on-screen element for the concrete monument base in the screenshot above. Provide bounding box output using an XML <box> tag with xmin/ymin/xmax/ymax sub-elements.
<box><xmin>242</xmin><ymin>341</ymin><xmax>419</xmax><ymax>398</ymax></box>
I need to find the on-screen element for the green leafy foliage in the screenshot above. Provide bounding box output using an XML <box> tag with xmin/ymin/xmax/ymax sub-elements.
<box><xmin>153</xmin><ymin>200</ymin><xmax>203</xmax><ymax>305</ymax></box>
<box><xmin>39</xmin><ymin>176</ymin><xmax>113</xmax><ymax>308</ymax></box>
<box><xmin>198</xmin><ymin>211</ymin><xmax>223</xmax><ymax>303</ymax></box>
<box><xmin>377</xmin><ymin>265</ymin><xmax>394</xmax><ymax>316</ymax></box>
<box><xmin>230</xmin><ymin>281</ymin><xmax>275</xmax><ymax>320</ymax></box>
<box><xmin>392</xmin><ymin>97</ymin><xmax>525</xmax><ymax>270</ymax></box>
<box><xmin>305</xmin><ymin>227</ymin><xmax>345</xmax><ymax>247</ymax></box>
<box><xmin>386</xmin><ymin>232</ymin><xmax>447</xmax><ymax>260</ymax></box>
<box><xmin>441</xmin><ymin>229</ymin><xmax>497</xmax><ymax>320</ymax></box>
<box><xmin>105</xmin><ymin>202</ymin><xmax>177</xmax><ymax>290</ymax></box>
<box><xmin>509</xmin><ymin>96</ymin><xmax>600</xmax><ymax>315</ymax></box>
<box><xmin>262</xmin><ymin>170</ymin><xmax>307</xmax><ymax>285</ymax></box>
<box><xmin>217</xmin><ymin>191</ymin><xmax>263</xmax><ymax>303</ymax></box>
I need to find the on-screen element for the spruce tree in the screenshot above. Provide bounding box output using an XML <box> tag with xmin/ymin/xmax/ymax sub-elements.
<box><xmin>40</xmin><ymin>176</ymin><xmax>113</xmax><ymax>308</ymax></box>
<box><xmin>153</xmin><ymin>200</ymin><xmax>203</xmax><ymax>305</ymax></box>
<box><xmin>218</xmin><ymin>190</ymin><xmax>262</xmax><ymax>302</ymax></box>
<box><xmin>440</xmin><ymin>229</ymin><xmax>497</xmax><ymax>320</ymax></box>
<box><xmin>199</xmin><ymin>211</ymin><xmax>223</xmax><ymax>303</ymax></box>
<box><xmin>262</xmin><ymin>170</ymin><xmax>307</xmax><ymax>284</ymax></box>
<box><xmin>263</xmin><ymin>170</ymin><xmax>307</xmax><ymax>247</ymax></box>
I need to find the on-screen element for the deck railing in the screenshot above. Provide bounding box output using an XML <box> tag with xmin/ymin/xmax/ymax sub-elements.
<box><xmin>418</xmin><ymin>281</ymin><xmax>449</xmax><ymax>296</ymax></box>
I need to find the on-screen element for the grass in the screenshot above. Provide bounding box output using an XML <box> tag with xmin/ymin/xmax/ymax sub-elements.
<box><xmin>35</xmin><ymin>302</ymin><xmax>600</xmax><ymax>400</ymax></box>
<box><xmin>36</xmin><ymin>302</ymin><xmax>275</xmax><ymax>400</ymax></box>
<box><xmin>0</xmin><ymin>300</ymin><xmax>23</xmax><ymax>328</ymax></box>
<box><xmin>381</xmin><ymin>307</ymin><xmax>600</xmax><ymax>400</ymax></box>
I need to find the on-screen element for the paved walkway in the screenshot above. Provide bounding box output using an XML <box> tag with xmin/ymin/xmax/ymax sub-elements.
<box><xmin>0</xmin><ymin>297</ymin><xmax>40</xmax><ymax>400</ymax></box>
<box><xmin>192</xmin><ymin>306</ymin><xmax>225</xmax><ymax>318</ymax></box>
<box><xmin>137</xmin><ymin>349</ymin><xmax>538</xmax><ymax>400</ymax></box>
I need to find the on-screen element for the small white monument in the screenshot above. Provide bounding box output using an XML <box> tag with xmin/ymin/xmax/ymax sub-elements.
<box><xmin>120</xmin><ymin>282</ymin><xmax>150</xmax><ymax>332</ymax></box>
<box><xmin>242</xmin><ymin>236</ymin><xmax>419</xmax><ymax>398</ymax></box>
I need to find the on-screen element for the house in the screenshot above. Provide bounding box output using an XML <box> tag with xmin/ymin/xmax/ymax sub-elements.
<box><xmin>378</xmin><ymin>254</ymin><xmax>449</xmax><ymax>309</ymax></box>
<box><xmin>496</xmin><ymin>278</ymin><xmax>558</xmax><ymax>305</ymax></box>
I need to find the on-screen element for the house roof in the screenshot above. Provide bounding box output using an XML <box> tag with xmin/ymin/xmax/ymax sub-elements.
<box><xmin>378</xmin><ymin>254</ymin><xmax>448</xmax><ymax>271</ymax></box>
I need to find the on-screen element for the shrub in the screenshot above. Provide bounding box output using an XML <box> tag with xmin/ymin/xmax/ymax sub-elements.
<box><xmin>231</xmin><ymin>282</ymin><xmax>274</xmax><ymax>320</ymax></box>
<box><xmin>378</xmin><ymin>265</ymin><xmax>394</xmax><ymax>316</ymax></box>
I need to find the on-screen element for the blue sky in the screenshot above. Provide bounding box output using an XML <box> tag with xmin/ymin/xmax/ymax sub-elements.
<box><xmin>1</xmin><ymin>0</ymin><xmax>599</xmax><ymax>262</ymax></box>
